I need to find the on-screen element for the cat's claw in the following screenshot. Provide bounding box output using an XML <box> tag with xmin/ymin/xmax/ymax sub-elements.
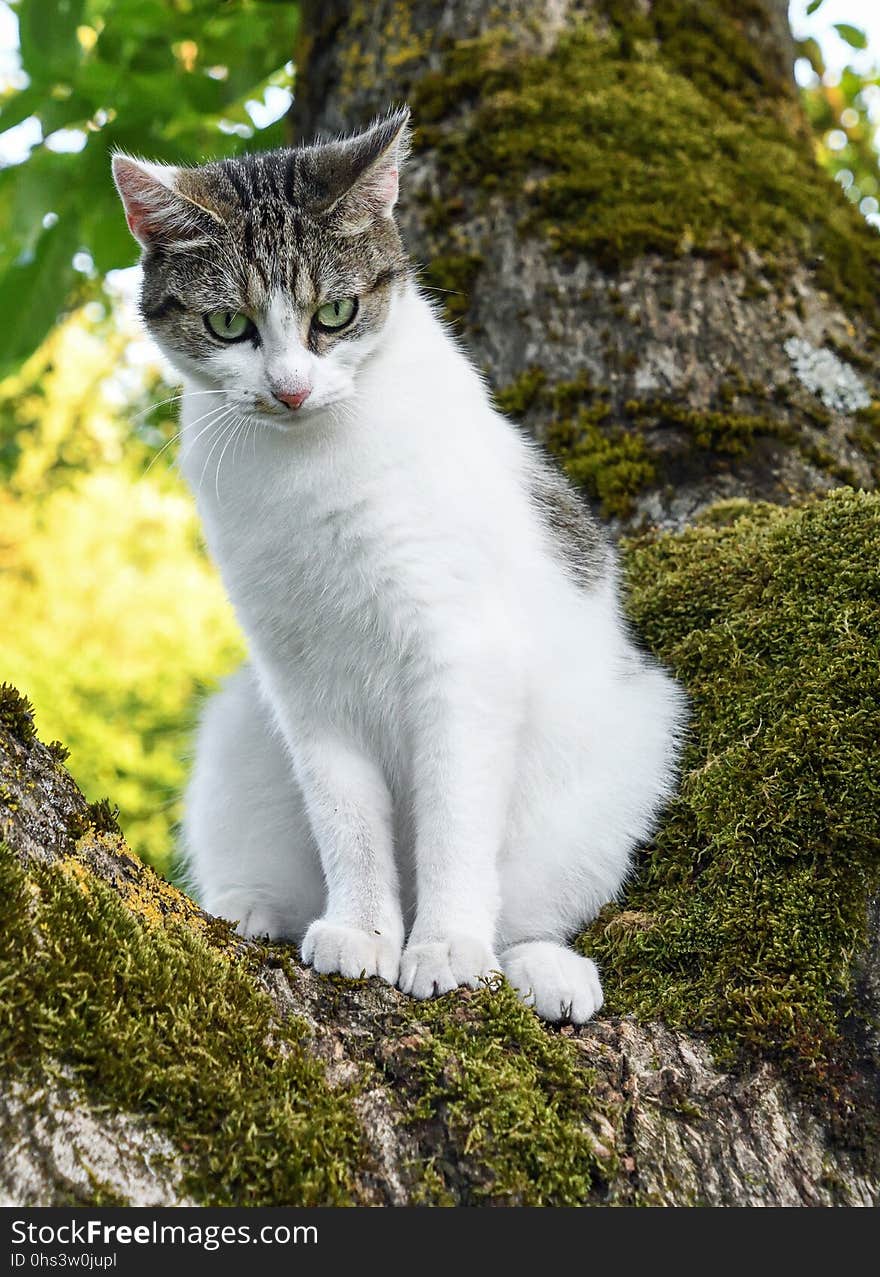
<box><xmin>501</xmin><ymin>941</ymin><xmax>603</xmax><ymax>1024</ymax></box>
<box><xmin>399</xmin><ymin>934</ymin><xmax>499</xmax><ymax>999</ymax></box>
<box><xmin>301</xmin><ymin>919</ymin><xmax>401</xmax><ymax>984</ymax></box>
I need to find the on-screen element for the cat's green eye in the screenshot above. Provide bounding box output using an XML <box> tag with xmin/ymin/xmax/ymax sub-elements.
<box><xmin>205</xmin><ymin>310</ymin><xmax>253</xmax><ymax>342</ymax></box>
<box><xmin>314</xmin><ymin>297</ymin><xmax>358</xmax><ymax>332</ymax></box>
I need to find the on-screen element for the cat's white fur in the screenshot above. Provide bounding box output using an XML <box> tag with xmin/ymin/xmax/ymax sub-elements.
<box><xmin>177</xmin><ymin>278</ymin><xmax>685</xmax><ymax>1023</ymax></box>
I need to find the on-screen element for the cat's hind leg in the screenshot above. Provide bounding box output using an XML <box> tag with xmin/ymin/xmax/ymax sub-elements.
<box><xmin>181</xmin><ymin>665</ymin><xmax>325</xmax><ymax>943</ymax></box>
<box><xmin>496</xmin><ymin>783</ymin><xmax>619</xmax><ymax>1024</ymax></box>
<box><xmin>498</xmin><ymin>656</ymin><xmax>684</xmax><ymax>1023</ymax></box>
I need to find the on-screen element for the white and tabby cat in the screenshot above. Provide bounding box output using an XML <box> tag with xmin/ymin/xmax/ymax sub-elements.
<box><xmin>113</xmin><ymin>108</ymin><xmax>685</xmax><ymax>1022</ymax></box>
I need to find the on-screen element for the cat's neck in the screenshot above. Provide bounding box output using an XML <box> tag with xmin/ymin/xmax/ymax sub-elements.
<box><xmin>368</xmin><ymin>280</ymin><xmax>485</xmax><ymax>407</ymax></box>
<box><xmin>369</xmin><ymin>280</ymin><xmax>465</xmax><ymax>375</ymax></box>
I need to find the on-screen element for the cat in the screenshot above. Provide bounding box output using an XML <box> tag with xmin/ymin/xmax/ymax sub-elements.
<box><xmin>112</xmin><ymin>107</ymin><xmax>685</xmax><ymax>1023</ymax></box>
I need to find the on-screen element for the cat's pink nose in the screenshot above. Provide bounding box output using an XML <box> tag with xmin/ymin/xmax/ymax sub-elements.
<box><xmin>273</xmin><ymin>386</ymin><xmax>311</xmax><ymax>410</ymax></box>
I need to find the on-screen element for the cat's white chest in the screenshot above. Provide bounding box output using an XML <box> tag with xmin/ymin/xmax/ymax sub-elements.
<box><xmin>188</xmin><ymin>426</ymin><xmax>434</xmax><ymax>727</ymax></box>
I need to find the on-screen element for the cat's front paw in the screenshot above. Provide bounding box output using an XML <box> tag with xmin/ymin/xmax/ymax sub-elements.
<box><xmin>301</xmin><ymin>919</ymin><xmax>401</xmax><ymax>984</ymax></box>
<box><xmin>501</xmin><ymin>941</ymin><xmax>603</xmax><ymax>1024</ymax></box>
<box><xmin>398</xmin><ymin>934</ymin><xmax>500</xmax><ymax>999</ymax></box>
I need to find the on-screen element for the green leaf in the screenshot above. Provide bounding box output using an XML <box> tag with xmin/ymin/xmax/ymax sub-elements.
<box><xmin>0</xmin><ymin>220</ymin><xmax>79</xmax><ymax>378</ymax></box>
<box><xmin>0</xmin><ymin>86</ymin><xmax>45</xmax><ymax>135</ymax></box>
<box><xmin>796</xmin><ymin>38</ymin><xmax>825</xmax><ymax>79</ymax></box>
<box><xmin>17</xmin><ymin>0</ymin><xmax>86</xmax><ymax>85</ymax></box>
<box><xmin>833</xmin><ymin>24</ymin><xmax>868</xmax><ymax>51</ymax></box>
<box><xmin>806</xmin><ymin>0</ymin><xmax>825</xmax><ymax>16</ymax></box>
<box><xmin>0</xmin><ymin>149</ymin><xmax>83</xmax><ymax>271</ymax></box>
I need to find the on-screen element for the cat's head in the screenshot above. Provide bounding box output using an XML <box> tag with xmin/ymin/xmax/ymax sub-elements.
<box><xmin>112</xmin><ymin>108</ymin><xmax>410</xmax><ymax>422</ymax></box>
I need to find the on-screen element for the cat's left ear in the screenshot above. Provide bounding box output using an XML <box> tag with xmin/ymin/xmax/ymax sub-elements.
<box><xmin>306</xmin><ymin>107</ymin><xmax>410</xmax><ymax>231</ymax></box>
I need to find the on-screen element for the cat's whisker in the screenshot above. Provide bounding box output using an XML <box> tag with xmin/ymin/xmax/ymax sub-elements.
<box><xmin>231</xmin><ymin>412</ymin><xmax>256</xmax><ymax>470</ymax></box>
<box><xmin>185</xmin><ymin>405</ymin><xmax>237</xmax><ymax>490</ymax></box>
<box><xmin>131</xmin><ymin>388</ymin><xmax>226</xmax><ymax>424</ymax></box>
<box><xmin>411</xmin><ymin>260</ymin><xmax>465</xmax><ymax>298</ymax></box>
<box><xmin>142</xmin><ymin>427</ymin><xmax>185</xmax><ymax>477</ymax></box>
<box><xmin>182</xmin><ymin>398</ymin><xmax>236</xmax><ymax>436</ymax></box>
<box><xmin>179</xmin><ymin>401</ymin><xmax>238</xmax><ymax>464</ymax></box>
<box><xmin>138</xmin><ymin>394</ymin><xmax>234</xmax><ymax>477</ymax></box>
<box><xmin>214</xmin><ymin>414</ymin><xmax>247</xmax><ymax>502</ymax></box>
<box><xmin>231</xmin><ymin>419</ymin><xmax>243</xmax><ymax>470</ymax></box>
<box><xmin>242</xmin><ymin>413</ymin><xmax>261</xmax><ymax>463</ymax></box>
<box><xmin>328</xmin><ymin>398</ymin><xmax>360</xmax><ymax>431</ymax></box>
<box><xmin>196</xmin><ymin>408</ymin><xmax>240</xmax><ymax>501</ymax></box>
<box><xmin>145</xmin><ymin>400</ymin><xmax>233</xmax><ymax>479</ymax></box>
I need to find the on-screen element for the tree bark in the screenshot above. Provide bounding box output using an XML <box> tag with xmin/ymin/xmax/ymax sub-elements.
<box><xmin>290</xmin><ymin>0</ymin><xmax>880</xmax><ymax>529</ymax></box>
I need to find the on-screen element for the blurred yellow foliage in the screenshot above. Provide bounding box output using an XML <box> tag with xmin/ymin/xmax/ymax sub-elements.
<box><xmin>0</xmin><ymin>313</ymin><xmax>244</xmax><ymax>873</ymax></box>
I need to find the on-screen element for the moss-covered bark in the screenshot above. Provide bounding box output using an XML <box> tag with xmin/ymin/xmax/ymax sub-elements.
<box><xmin>601</xmin><ymin>491</ymin><xmax>880</xmax><ymax>1089</ymax></box>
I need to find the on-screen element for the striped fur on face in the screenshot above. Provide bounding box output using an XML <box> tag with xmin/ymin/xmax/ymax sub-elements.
<box><xmin>113</xmin><ymin>109</ymin><xmax>411</xmax><ymax>420</ymax></box>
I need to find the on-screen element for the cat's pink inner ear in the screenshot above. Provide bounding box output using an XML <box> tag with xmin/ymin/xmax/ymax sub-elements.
<box><xmin>112</xmin><ymin>155</ymin><xmax>180</xmax><ymax>247</ymax></box>
<box><xmin>376</xmin><ymin>165</ymin><xmax>399</xmax><ymax>215</ymax></box>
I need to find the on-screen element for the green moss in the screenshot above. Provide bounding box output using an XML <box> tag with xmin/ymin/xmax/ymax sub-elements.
<box><xmin>849</xmin><ymin>404</ymin><xmax>880</xmax><ymax>485</ymax></box>
<box><xmin>67</xmin><ymin>797</ymin><xmax>122</xmax><ymax>839</ymax></box>
<box><xmin>800</xmin><ymin>442</ymin><xmax>860</xmax><ymax>485</ymax></box>
<box><xmin>401</xmin><ymin>981</ymin><xmax>613</xmax><ymax>1204</ymax></box>
<box><xmin>493</xmin><ymin>370</ymin><xmax>656</xmax><ymax>516</ymax></box>
<box><xmin>825</xmin><ymin>336</ymin><xmax>875</xmax><ymax>374</ymax></box>
<box><xmin>411</xmin><ymin>15</ymin><xmax>880</xmax><ymax>325</ymax></box>
<box><xmin>493</xmin><ymin>366</ymin><xmax>547</xmax><ymax>417</ymax></box>
<box><xmin>493</xmin><ymin>358</ymin><xmax>862</xmax><ymax>514</ymax></box>
<box><xmin>625</xmin><ymin>398</ymin><xmax>792</xmax><ymax>456</ymax></box>
<box><xmin>0</xmin><ymin>684</ymin><xmax>36</xmax><ymax>746</ymax></box>
<box><xmin>548</xmin><ymin>409</ymin><xmax>656</xmax><ymax>518</ymax></box>
<box><xmin>0</xmin><ymin>841</ymin><xmax>364</xmax><ymax>1205</ymax></box>
<box><xmin>583</xmin><ymin>489</ymin><xmax>880</xmax><ymax>1083</ymax></box>
<box><xmin>853</xmin><ymin>403</ymin><xmax>880</xmax><ymax>432</ymax></box>
<box><xmin>549</xmin><ymin>372</ymin><xmax>595</xmax><ymax>416</ymax></box>
<box><xmin>605</xmin><ymin>0</ymin><xmax>792</xmax><ymax>106</ymax></box>
<box><xmin>494</xmin><ymin>370</ymin><xmax>798</xmax><ymax>516</ymax></box>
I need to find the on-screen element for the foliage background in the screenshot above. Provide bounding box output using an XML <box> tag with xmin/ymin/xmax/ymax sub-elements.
<box><xmin>0</xmin><ymin>0</ymin><xmax>300</xmax><ymax>871</ymax></box>
<box><xmin>0</xmin><ymin>0</ymin><xmax>877</xmax><ymax>873</ymax></box>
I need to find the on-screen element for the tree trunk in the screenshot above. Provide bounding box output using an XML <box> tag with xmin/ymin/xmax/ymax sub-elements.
<box><xmin>2</xmin><ymin>0</ymin><xmax>878</xmax><ymax>1207</ymax></box>
<box><xmin>291</xmin><ymin>0</ymin><xmax>880</xmax><ymax>529</ymax></box>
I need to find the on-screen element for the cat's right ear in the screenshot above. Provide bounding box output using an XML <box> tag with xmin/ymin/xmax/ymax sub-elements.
<box><xmin>111</xmin><ymin>154</ymin><xmax>222</xmax><ymax>249</ymax></box>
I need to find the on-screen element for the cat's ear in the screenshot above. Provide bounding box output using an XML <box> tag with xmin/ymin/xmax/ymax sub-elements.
<box><xmin>306</xmin><ymin>107</ymin><xmax>410</xmax><ymax>231</ymax></box>
<box><xmin>111</xmin><ymin>154</ymin><xmax>224</xmax><ymax>249</ymax></box>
